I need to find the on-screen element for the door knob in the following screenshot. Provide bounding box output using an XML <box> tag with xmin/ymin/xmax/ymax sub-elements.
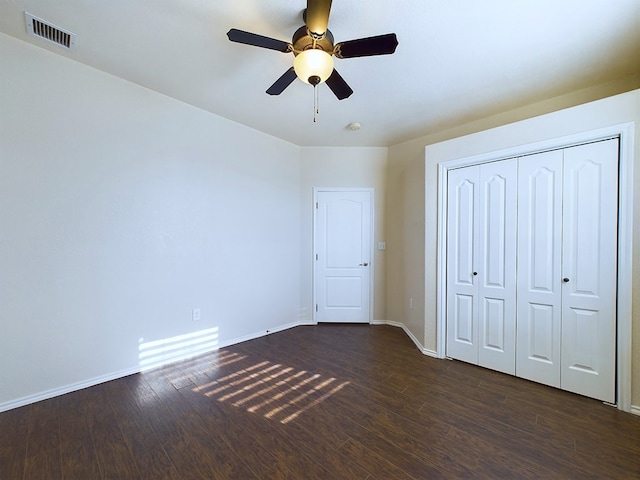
<box><xmin>359</xmin><ymin>262</ymin><xmax>369</xmax><ymax>266</ymax></box>
<box><xmin>473</xmin><ymin>272</ymin><xmax>478</xmax><ymax>276</ymax></box>
<box><xmin>563</xmin><ymin>277</ymin><xmax>570</xmax><ymax>283</ymax></box>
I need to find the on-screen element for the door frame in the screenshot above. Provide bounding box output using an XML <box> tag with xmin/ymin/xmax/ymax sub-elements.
<box><xmin>313</xmin><ymin>187</ymin><xmax>375</xmax><ymax>324</ymax></box>
<box><xmin>436</xmin><ymin>122</ymin><xmax>635</xmax><ymax>412</ymax></box>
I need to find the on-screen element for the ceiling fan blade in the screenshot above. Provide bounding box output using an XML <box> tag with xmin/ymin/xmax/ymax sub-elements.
<box><xmin>266</xmin><ymin>68</ymin><xmax>298</xmax><ymax>96</ymax></box>
<box><xmin>227</xmin><ymin>29</ymin><xmax>291</xmax><ymax>53</ymax></box>
<box><xmin>334</xmin><ymin>33</ymin><xmax>398</xmax><ymax>59</ymax></box>
<box><xmin>325</xmin><ymin>69</ymin><xmax>353</xmax><ymax>100</ymax></box>
<box><xmin>305</xmin><ymin>0</ymin><xmax>332</xmax><ymax>38</ymax></box>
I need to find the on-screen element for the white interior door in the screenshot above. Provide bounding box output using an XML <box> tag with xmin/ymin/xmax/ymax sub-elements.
<box><xmin>560</xmin><ymin>139</ymin><xmax>618</xmax><ymax>403</ymax></box>
<box><xmin>314</xmin><ymin>190</ymin><xmax>372</xmax><ymax>323</ymax></box>
<box><xmin>446</xmin><ymin>167</ymin><xmax>480</xmax><ymax>364</ymax></box>
<box><xmin>477</xmin><ymin>159</ymin><xmax>517</xmax><ymax>375</ymax></box>
<box><xmin>516</xmin><ymin>149</ymin><xmax>563</xmax><ymax>388</ymax></box>
<box><xmin>446</xmin><ymin>160</ymin><xmax>517</xmax><ymax>372</ymax></box>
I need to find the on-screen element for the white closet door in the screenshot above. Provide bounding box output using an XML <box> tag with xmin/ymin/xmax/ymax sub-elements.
<box><xmin>477</xmin><ymin>159</ymin><xmax>517</xmax><ymax>374</ymax></box>
<box><xmin>447</xmin><ymin>159</ymin><xmax>517</xmax><ymax>372</ymax></box>
<box><xmin>560</xmin><ymin>139</ymin><xmax>618</xmax><ymax>403</ymax></box>
<box><xmin>516</xmin><ymin>150</ymin><xmax>563</xmax><ymax>388</ymax></box>
<box><xmin>446</xmin><ymin>166</ymin><xmax>480</xmax><ymax>364</ymax></box>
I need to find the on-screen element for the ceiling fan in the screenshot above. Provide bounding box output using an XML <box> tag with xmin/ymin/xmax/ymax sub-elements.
<box><xmin>226</xmin><ymin>0</ymin><xmax>398</xmax><ymax>101</ymax></box>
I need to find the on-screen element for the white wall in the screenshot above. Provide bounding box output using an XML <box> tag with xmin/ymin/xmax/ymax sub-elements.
<box><xmin>388</xmin><ymin>89</ymin><xmax>640</xmax><ymax>408</ymax></box>
<box><xmin>0</xmin><ymin>33</ymin><xmax>301</xmax><ymax>410</ymax></box>
<box><xmin>299</xmin><ymin>147</ymin><xmax>388</xmax><ymax>322</ymax></box>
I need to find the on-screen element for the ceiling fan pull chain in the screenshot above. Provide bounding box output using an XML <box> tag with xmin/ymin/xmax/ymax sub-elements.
<box><xmin>313</xmin><ymin>85</ymin><xmax>318</xmax><ymax>123</ymax></box>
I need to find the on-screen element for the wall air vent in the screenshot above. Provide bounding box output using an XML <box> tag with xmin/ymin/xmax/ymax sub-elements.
<box><xmin>25</xmin><ymin>12</ymin><xmax>76</xmax><ymax>50</ymax></box>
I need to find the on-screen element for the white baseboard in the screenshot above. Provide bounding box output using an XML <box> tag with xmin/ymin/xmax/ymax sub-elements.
<box><xmin>375</xmin><ymin>320</ymin><xmax>439</xmax><ymax>358</ymax></box>
<box><xmin>221</xmin><ymin>320</ymin><xmax>302</xmax><ymax>346</ymax></box>
<box><xmin>422</xmin><ymin>347</ymin><xmax>440</xmax><ymax>358</ymax></box>
<box><xmin>631</xmin><ymin>405</ymin><xmax>640</xmax><ymax>416</ymax></box>
<box><xmin>0</xmin><ymin>366</ymin><xmax>141</xmax><ymax>414</ymax></box>
<box><xmin>0</xmin><ymin>321</ymin><xmax>304</xmax><ymax>414</ymax></box>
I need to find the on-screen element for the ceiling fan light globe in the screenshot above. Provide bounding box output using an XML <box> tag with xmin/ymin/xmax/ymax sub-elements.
<box><xmin>294</xmin><ymin>49</ymin><xmax>334</xmax><ymax>85</ymax></box>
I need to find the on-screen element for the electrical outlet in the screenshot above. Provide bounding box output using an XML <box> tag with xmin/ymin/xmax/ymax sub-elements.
<box><xmin>409</xmin><ymin>298</ymin><xmax>413</xmax><ymax>310</ymax></box>
<box><xmin>192</xmin><ymin>308</ymin><xmax>201</xmax><ymax>322</ymax></box>
<box><xmin>377</xmin><ymin>242</ymin><xmax>386</xmax><ymax>251</ymax></box>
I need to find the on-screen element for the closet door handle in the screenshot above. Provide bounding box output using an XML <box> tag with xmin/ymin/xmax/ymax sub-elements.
<box><xmin>563</xmin><ymin>277</ymin><xmax>570</xmax><ymax>283</ymax></box>
<box><xmin>473</xmin><ymin>272</ymin><xmax>478</xmax><ymax>276</ymax></box>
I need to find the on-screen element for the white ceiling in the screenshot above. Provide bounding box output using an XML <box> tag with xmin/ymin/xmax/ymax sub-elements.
<box><xmin>1</xmin><ymin>0</ymin><xmax>639</xmax><ymax>147</ymax></box>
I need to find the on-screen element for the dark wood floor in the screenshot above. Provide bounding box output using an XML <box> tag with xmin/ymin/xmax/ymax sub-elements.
<box><xmin>1</xmin><ymin>324</ymin><xmax>639</xmax><ymax>479</ymax></box>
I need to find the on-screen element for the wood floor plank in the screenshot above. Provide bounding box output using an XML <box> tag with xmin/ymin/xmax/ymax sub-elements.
<box><xmin>143</xmin><ymin>369</ymin><xmax>260</xmax><ymax>480</ymax></box>
<box><xmin>57</xmin><ymin>391</ymin><xmax>102</xmax><ymax>480</ymax></box>
<box><xmin>23</xmin><ymin>398</ymin><xmax>62</xmax><ymax>480</ymax></box>
<box><xmin>417</xmin><ymin>377</ymin><xmax>579</xmax><ymax>453</ymax></box>
<box><xmin>313</xmin><ymin>388</ymin><xmax>475</xmax><ymax>479</ymax></box>
<box><xmin>277</xmin><ymin>396</ymin><xmax>372</xmax><ymax>477</ymax></box>
<box><xmin>104</xmin><ymin>376</ymin><xmax>182</xmax><ymax>480</ymax></box>
<box><xmin>81</xmin><ymin>383</ymin><xmax>142</xmax><ymax>479</ymax></box>
<box><xmin>0</xmin><ymin>403</ymin><xmax>31</xmax><ymax>480</ymax></box>
<box><xmin>220</xmin><ymin>401</ymin><xmax>334</xmax><ymax>480</ymax></box>
<box><xmin>417</xmin><ymin>392</ymin><xmax>615</xmax><ymax>479</ymax></box>
<box><xmin>176</xmin><ymin>384</ymin><xmax>284</xmax><ymax>478</ymax></box>
<box><xmin>1</xmin><ymin>324</ymin><xmax>638</xmax><ymax>479</ymax></box>
<box><xmin>444</xmin><ymin>423</ymin><xmax>572</xmax><ymax>480</ymax></box>
<box><xmin>339</xmin><ymin>437</ymin><xmax>417</xmax><ymax>480</ymax></box>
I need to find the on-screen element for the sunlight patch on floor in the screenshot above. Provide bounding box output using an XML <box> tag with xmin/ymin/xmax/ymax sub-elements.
<box><xmin>193</xmin><ymin>351</ymin><xmax>350</xmax><ymax>424</ymax></box>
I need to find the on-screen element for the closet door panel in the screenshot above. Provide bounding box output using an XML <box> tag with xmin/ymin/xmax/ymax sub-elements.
<box><xmin>561</xmin><ymin>139</ymin><xmax>618</xmax><ymax>403</ymax></box>
<box><xmin>523</xmin><ymin>303</ymin><xmax>556</xmax><ymax>362</ymax></box>
<box><xmin>516</xmin><ymin>150</ymin><xmax>563</xmax><ymax>387</ymax></box>
<box><xmin>478</xmin><ymin>159</ymin><xmax>517</xmax><ymax>374</ymax></box>
<box><xmin>446</xmin><ymin>167</ymin><xmax>480</xmax><ymax>364</ymax></box>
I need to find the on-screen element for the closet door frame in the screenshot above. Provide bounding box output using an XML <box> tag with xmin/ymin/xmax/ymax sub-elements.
<box><xmin>436</xmin><ymin>122</ymin><xmax>634</xmax><ymax>412</ymax></box>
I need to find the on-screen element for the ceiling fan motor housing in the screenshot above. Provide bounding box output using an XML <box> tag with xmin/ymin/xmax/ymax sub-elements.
<box><xmin>292</xmin><ymin>25</ymin><xmax>334</xmax><ymax>55</ymax></box>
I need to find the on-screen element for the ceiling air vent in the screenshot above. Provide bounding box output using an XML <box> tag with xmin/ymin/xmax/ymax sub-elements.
<box><xmin>25</xmin><ymin>12</ymin><xmax>76</xmax><ymax>50</ymax></box>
